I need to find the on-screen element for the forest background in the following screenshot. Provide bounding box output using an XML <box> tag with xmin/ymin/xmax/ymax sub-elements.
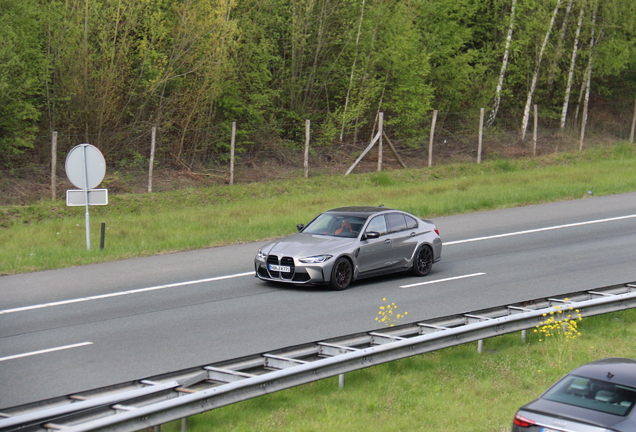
<box><xmin>1</xmin><ymin>0</ymin><xmax>636</xmax><ymax>198</ymax></box>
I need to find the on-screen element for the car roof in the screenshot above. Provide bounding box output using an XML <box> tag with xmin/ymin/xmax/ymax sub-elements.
<box><xmin>326</xmin><ymin>206</ymin><xmax>394</xmax><ymax>217</ymax></box>
<box><xmin>569</xmin><ymin>358</ymin><xmax>636</xmax><ymax>388</ymax></box>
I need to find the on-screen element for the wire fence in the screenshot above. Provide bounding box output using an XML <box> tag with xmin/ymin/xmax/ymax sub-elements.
<box><xmin>1</xmin><ymin>100</ymin><xmax>635</xmax><ymax>205</ymax></box>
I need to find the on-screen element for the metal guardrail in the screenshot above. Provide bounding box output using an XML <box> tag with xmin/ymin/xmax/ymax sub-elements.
<box><xmin>2</xmin><ymin>281</ymin><xmax>636</xmax><ymax>432</ymax></box>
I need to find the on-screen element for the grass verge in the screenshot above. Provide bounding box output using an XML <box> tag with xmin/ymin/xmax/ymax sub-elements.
<box><xmin>2</xmin><ymin>142</ymin><xmax>636</xmax><ymax>429</ymax></box>
<box><xmin>2</xmin><ymin>142</ymin><xmax>636</xmax><ymax>275</ymax></box>
<box><xmin>158</xmin><ymin>308</ymin><xmax>636</xmax><ymax>432</ymax></box>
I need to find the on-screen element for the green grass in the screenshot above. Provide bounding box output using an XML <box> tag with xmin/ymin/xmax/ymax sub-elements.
<box><xmin>2</xmin><ymin>142</ymin><xmax>636</xmax><ymax>275</ymax></box>
<box><xmin>157</xmin><ymin>309</ymin><xmax>636</xmax><ymax>432</ymax></box>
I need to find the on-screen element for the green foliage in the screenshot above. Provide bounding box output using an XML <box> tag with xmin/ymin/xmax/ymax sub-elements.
<box><xmin>369</xmin><ymin>172</ymin><xmax>394</xmax><ymax>186</ymax></box>
<box><xmin>414</xmin><ymin>0</ymin><xmax>495</xmax><ymax>111</ymax></box>
<box><xmin>0</xmin><ymin>0</ymin><xmax>47</xmax><ymax>160</ymax></box>
<box><xmin>612</xmin><ymin>142</ymin><xmax>636</xmax><ymax>159</ymax></box>
<box><xmin>1</xmin><ymin>0</ymin><xmax>635</xmax><ymax>167</ymax></box>
<box><xmin>493</xmin><ymin>158</ymin><xmax>520</xmax><ymax>172</ymax></box>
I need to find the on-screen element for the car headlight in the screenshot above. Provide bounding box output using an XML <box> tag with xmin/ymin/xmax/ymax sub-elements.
<box><xmin>257</xmin><ymin>249</ymin><xmax>267</xmax><ymax>260</ymax></box>
<box><xmin>299</xmin><ymin>254</ymin><xmax>333</xmax><ymax>264</ymax></box>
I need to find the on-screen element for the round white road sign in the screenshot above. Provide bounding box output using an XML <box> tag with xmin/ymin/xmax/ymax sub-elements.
<box><xmin>65</xmin><ymin>144</ymin><xmax>106</xmax><ymax>189</ymax></box>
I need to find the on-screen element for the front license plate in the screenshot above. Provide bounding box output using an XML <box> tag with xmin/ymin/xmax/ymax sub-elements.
<box><xmin>269</xmin><ymin>264</ymin><xmax>291</xmax><ymax>272</ymax></box>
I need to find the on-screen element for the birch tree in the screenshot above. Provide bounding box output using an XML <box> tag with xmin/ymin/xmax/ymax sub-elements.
<box><xmin>579</xmin><ymin>8</ymin><xmax>599</xmax><ymax>149</ymax></box>
<box><xmin>487</xmin><ymin>0</ymin><xmax>518</xmax><ymax>128</ymax></box>
<box><xmin>520</xmin><ymin>0</ymin><xmax>564</xmax><ymax>141</ymax></box>
<box><xmin>547</xmin><ymin>0</ymin><xmax>575</xmax><ymax>86</ymax></box>
<box><xmin>560</xmin><ymin>4</ymin><xmax>585</xmax><ymax>129</ymax></box>
<box><xmin>340</xmin><ymin>0</ymin><xmax>366</xmax><ymax>142</ymax></box>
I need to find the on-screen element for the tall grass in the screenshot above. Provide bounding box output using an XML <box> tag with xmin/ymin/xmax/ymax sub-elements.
<box><xmin>2</xmin><ymin>143</ymin><xmax>636</xmax><ymax>275</ymax></box>
<box><xmin>157</xmin><ymin>308</ymin><xmax>636</xmax><ymax>432</ymax></box>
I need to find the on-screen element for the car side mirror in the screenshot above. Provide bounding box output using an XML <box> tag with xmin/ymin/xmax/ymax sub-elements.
<box><xmin>363</xmin><ymin>231</ymin><xmax>380</xmax><ymax>240</ymax></box>
<box><xmin>297</xmin><ymin>224</ymin><xmax>305</xmax><ymax>232</ymax></box>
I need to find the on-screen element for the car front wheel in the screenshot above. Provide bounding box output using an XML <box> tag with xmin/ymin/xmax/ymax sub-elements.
<box><xmin>330</xmin><ymin>257</ymin><xmax>353</xmax><ymax>290</ymax></box>
<box><xmin>411</xmin><ymin>245</ymin><xmax>433</xmax><ymax>276</ymax></box>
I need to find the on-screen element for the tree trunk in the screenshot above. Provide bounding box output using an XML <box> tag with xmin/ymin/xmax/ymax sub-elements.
<box><xmin>340</xmin><ymin>0</ymin><xmax>366</xmax><ymax>142</ymax></box>
<box><xmin>487</xmin><ymin>0</ymin><xmax>517</xmax><ymax>128</ymax></box>
<box><xmin>520</xmin><ymin>0</ymin><xmax>564</xmax><ymax>141</ymax></box>
<box><xmin>574</xmin><ymin>7</ymin><xmax>598</xmax><ymax>126</ymax></box>
<box><xmin>547</xmin><ymin>0</ymin><xmax>575</xmax><ymax>86</ymax></box>
<box><xmin>579</xmin><ymin>10</ymin><xmax>600</xmax><ymax>150</ymax></box>
<box><xmin>560</xmin><ymin>5</ymin><xmax>585</xmax><ymax>129</ymax></box>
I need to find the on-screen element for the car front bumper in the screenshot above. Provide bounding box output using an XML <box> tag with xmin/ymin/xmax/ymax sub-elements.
<box><xmin>254</xmin><ymin>258</ymin><xmax>329</xmax><ymax>285</ymax></box>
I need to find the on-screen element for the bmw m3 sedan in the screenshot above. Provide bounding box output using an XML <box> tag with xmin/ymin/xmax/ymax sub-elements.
<box><xmin>254</xmin><ymin>206</ymin><xmax>442</xmax><ymax>290</ymax></box>
<box><xmin>512</xmin><ymin>358</ymin><xmax>636</xmax><ymax>432</ymax></box>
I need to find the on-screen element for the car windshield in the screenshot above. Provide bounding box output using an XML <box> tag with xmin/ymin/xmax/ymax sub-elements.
<box><xmin>542</xmin><ymin>375</ymin><xmax>636</xmax><ymax>416</ymax></box>
<box><xmin>303</xmin><ymin>213</ymin><xmax>368</xmax><ymax>238</ymax></box>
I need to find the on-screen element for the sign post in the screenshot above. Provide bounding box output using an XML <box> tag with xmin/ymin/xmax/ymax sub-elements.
<box><xmin>65</xmin><ymin>144</ymin><xmax>107</xmax><ymax>250</ymax></box>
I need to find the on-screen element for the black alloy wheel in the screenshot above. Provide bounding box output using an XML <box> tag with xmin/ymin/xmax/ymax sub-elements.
<box><xmin>411</xmin><ymin>245</ymin><xmax>433</xmax><ymax>276</ymax></box>
<box><xmin>330</xmin><ymin>257</ymin><xmax>353</xmax><ymax>290</ymax></box>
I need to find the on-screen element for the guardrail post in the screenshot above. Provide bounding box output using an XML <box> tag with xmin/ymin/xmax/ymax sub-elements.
<box><xmin>521</xmin><ymin>329</ymin><xmax>527</xmax><ymax>343</ymax></box>
<box><xmin>339</xmin><ymin>374</ymin><xmax>345</xmax><ymax>389</ymax></box>
<box><xmin>182</xmin><ymin>417</ymin><xmax>187</xmax><ymax>432</ymax></box>
<box><xmin>477</xmin><ymin>339</ymin><xmax>483</xmax><ymax>353</ymax></box>
<box><xmin>154</xmin><ymin>425</ymin><xmax>161</xmax><ymax>432</ymax></box>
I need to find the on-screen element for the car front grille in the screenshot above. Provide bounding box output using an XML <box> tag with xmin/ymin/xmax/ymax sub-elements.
<box><xmin>266</xmin><ymin>255</ymin><xmax>295</xmax><ymax>280</ymax></box>
<box><xmin>266</xmin><ymin>255</ymin><xmax>279</xmax><ymax>277</ymax></box>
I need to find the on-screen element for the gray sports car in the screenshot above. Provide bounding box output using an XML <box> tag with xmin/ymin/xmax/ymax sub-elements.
<box><xmin>254</xmin><ymin>206</ymin><xmax>442</xmax><ymax>290</ymax></box>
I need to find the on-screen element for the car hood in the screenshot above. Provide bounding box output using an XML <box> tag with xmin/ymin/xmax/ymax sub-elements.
<box><xmin>263</xmin><ymin>233</ymin><xmax>356</xmax><ymax>257</ymax></box>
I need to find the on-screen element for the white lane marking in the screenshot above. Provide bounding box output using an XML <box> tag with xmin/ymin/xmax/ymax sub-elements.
<box><xmin>0</xmin><ymin>342</ymin><xmax>93</xmax><ymax>362</ymax></box>
<box><xmin>5</xmin><ymin>215</ymin><xmax>634</xmax><ymax>315</ymax></box>
<box><xmin>444</xmin><ymin>214</ymin><xmax>636</xmax><ymax>246</ymax></box>
<box><xmin>400</xmin><ymin>272</ymin><xmax>486</xmax><ymax>288</ymax></box>
<box><xmin>0</xmin><ymin>272</ymin><xmax>254</xmax><ymax>316</ymax></box>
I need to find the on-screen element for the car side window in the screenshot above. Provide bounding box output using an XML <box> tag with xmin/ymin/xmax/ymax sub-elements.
<box><xmin>405</xmin><ymin>215</ymin><xmax>418</xmax><ymax>230</ymax></box>
<box><xmin>386</xmin><ymin>213</ymin><xmax>407</xmax><ymax>233</ymax></box>
<box><xmin>366</xmin><ymin>215</ymin><xmax>387</xmax><ymax>235</ymax></box>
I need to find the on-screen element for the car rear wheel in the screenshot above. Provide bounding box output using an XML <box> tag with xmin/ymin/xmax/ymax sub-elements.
<box><xmin>330</xmin><ymin>257</ymin><xmax>353</xmax><ymax>290</ymax></box>
<box><xmin>411</xmin><ymin>245</ymin><xmax>433</xmax><ymax>276</ymax></box>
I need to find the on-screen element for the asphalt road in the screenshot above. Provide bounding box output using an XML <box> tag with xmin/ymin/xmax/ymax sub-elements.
<box><xmin>2</xmin><ymin>192</ymin><xmax>636</xmax><ymax>409</ymax></box>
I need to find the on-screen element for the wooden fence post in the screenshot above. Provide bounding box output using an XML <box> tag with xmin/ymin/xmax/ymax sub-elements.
<box><xmin>428</xmin><ymin>110</ymin><xmax>437</xmax><ymax>167</ymax></box>
<box><xmin>377</xmin><ymin>112</ymin><xmax>383</xmax><ymax>172</ymax></box>
<box><xmin>533</xmin><ymin>104</ymin><xmax>538</xmax><ymax>156</ymax></box>
<box><xmin>304</xmin><ymin>120</ymin><xmax>310</xmax><ymax>179</ymax></box>
<box><xmin>477</xmin><ymin>108</ymin><xmax>484</xmax><ymax>163</ymax></box>
<box><xmin>51</xmin><ymin>131</ymin><xmax>57</xmax><ymax>200</ymax></box>
<box><xmin>148</xmin><ymin>126</ymin><xmax>156</xmax><ymax>193</ymax></box>
<box><xmin>630</xmin><ymin>99</ymin><xmax>636</xmax><ymax>144</ymax></box>
<box><xmin>230</xmin><ymin>122</ymin><xmax>236</xmax><ymax>185</ymax></box>
<box><xmin>579</xmin><ymin>94</ymin><xmax>589</xmax><ymax>151</ymax></box>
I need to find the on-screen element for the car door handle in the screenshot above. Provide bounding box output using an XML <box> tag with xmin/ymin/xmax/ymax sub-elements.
<box><xmin>384</xmin><ymin>239</ymin><xmax>392</xmax><ymax>244</ymax></box>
